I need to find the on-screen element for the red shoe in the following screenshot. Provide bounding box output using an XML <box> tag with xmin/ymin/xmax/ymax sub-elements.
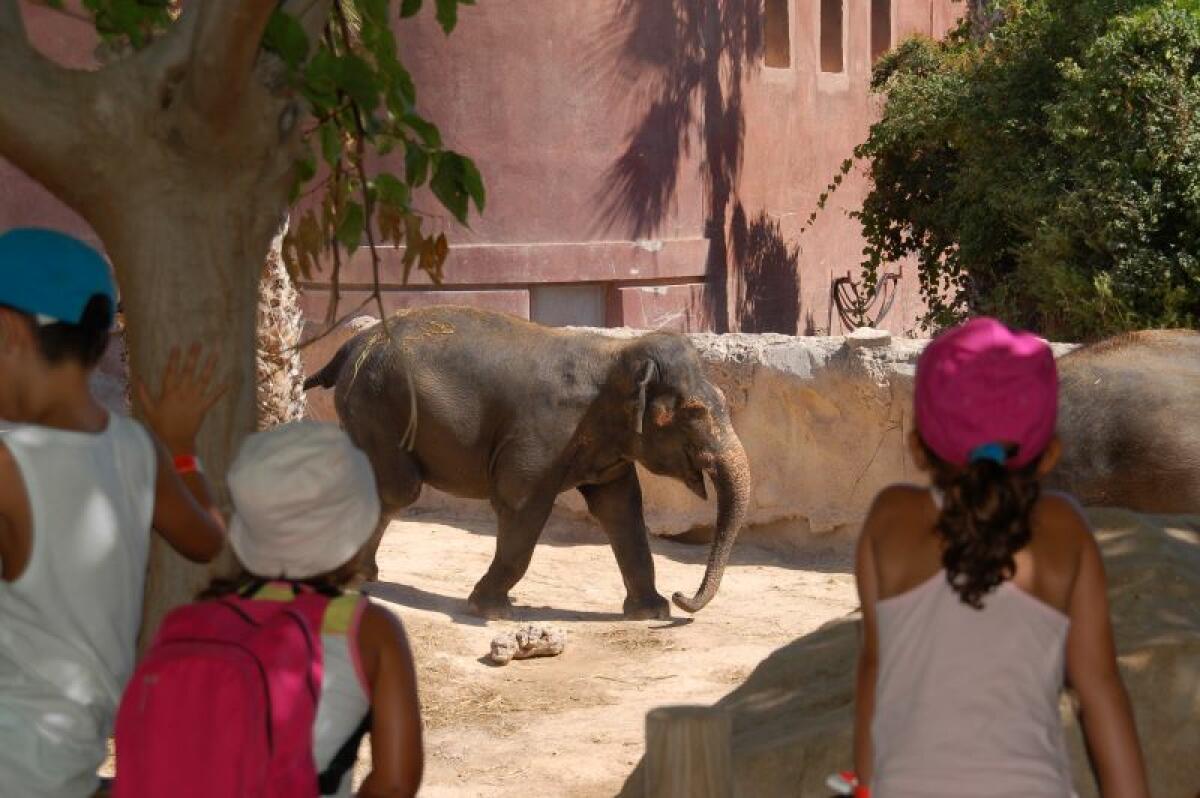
<box><xmin>825</xmin><ymin>771</ymin><xmax>870</xmax><ymax>798</ymax></box>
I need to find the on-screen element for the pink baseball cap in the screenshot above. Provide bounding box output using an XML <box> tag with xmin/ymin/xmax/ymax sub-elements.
<box><xmin>914</xmin><ymin>317</ymin><xmax>1057</xmax><ymax>469</ymax></box>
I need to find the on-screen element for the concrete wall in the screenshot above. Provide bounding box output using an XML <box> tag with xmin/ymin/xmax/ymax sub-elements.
<box><xmin>301</xmin><ymin>0</ymin><xmax>961</xmax><ymax>335</ymax></box>
<box><xmin>2</xmin><ymin>1</ymin><xmax>960</xmax><ymax>336</ymax></box>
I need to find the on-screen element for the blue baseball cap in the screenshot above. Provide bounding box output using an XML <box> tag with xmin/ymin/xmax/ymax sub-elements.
<box><xmin>0</xmin><ymin>227</ymin><xmax>116</xmax><ymax>326</ymax></box>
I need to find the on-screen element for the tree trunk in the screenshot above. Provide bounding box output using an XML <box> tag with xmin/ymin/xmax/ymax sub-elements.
<box><xmin>0</xmin><ymin>0</ymin><xmax>333</xmax><ymax>645</ymax></box>
<box><xmin>99</xmin><ymin>194</ymin><xmax>284</xmax><ymax>643</ymax></box>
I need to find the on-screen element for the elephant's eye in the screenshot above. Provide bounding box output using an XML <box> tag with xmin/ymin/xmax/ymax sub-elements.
<box><xmin>680</xmin><ymin>399</ymin><xmax>708</xmax><ymax>419</ymax></box>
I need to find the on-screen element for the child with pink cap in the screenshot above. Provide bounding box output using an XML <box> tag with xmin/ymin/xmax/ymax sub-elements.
<box><xmin>842</xmin><ymin>317</ymin><xmax>1148</xmax><ymax>797</ymax></box>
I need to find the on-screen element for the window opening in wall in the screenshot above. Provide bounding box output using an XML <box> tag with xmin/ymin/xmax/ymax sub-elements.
<box><xmin>871</xmin><ymin>0</ymin><xmax>891</xmax><ymax>62</ymax></box>
<box><xmin>530</xmin><ymin>284</ymin><xmax>607</xmax><ymax>328</ymax></box>
<box><xmin>820</xmin><ymin>0</ymin><xmax>843</xmax><ymax>73</ymax></box>
<box><xmin>764</xmin><ymin>0</ymin><xmax>791</xmax><ymax>68</ymax></box>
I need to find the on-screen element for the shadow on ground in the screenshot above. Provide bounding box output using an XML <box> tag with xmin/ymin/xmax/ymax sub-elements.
<box><xmin>365</xmin><ymin>579</ymin><xmax>637</xmax><ymax>625</ymax></box>
<box><xmin>398</xmin><ymin>508</ymin><xmax>855</xmax><ymax>575</ymax></box>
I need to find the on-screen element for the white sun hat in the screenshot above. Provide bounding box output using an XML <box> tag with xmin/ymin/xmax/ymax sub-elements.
<box><xmin>227</xmin><ymin>421</ymin><xmax>381</xmax><ymax>580</ymax></box>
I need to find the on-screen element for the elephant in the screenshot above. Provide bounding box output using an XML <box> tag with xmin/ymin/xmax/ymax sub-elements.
<box><xmin>1052</xmin><ymin>329</ymin><xmax>1200</xmax><ymax>513</ymax></box>
<box><xmin>303</xmin><ymin>306</ymin><xmax>752</xmax><ymax>620</ymax></box>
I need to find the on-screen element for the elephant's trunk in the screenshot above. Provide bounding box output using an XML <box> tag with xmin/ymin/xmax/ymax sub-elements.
<box><xmin>672</xmin><ymin>422</ymin><xmax>751</xmax><ymax>613</ymax></box>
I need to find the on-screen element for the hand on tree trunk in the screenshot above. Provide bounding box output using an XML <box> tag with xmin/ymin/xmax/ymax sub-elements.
<box><xmin>136</xmin><ymin>343</ymin><xmax>227</xmax><ymax>455</ymax></box>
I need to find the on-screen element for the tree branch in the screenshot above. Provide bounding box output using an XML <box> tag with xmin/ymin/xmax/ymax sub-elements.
<box><xmin>0</xmin><ymin>0</ymin><xmax>101</xmax><ymax>212</ymax></box>
<box><xmin>185</xmin><ymin>0</ymin><xmax>278</xmax><ymax>126</ymax></box>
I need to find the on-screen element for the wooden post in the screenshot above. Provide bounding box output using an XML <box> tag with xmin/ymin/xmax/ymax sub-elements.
<box><xmin>644</xmin><ymin>705</ymin><xmax>733</xmax><ymax>798</ymax></box>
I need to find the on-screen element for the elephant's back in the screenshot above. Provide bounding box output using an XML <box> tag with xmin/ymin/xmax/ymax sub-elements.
<box><xmin>364</xmin><ymin>306</ymin><xmax>610</xmax><ymax>384</ymax></box>
<box><xmin>332</xmin><ymin>306</ymin><xmax>615</xmax><ymax>487</ymax></box>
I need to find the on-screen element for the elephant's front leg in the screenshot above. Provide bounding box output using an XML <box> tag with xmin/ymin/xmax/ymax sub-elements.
<box><xmin>468</xmin><ymin>497</ymin><xmax>556</xmax><ymax>619</ymax></box>
<box><xmin>579</xmin><ymin>466</ymin><xmax>670</xmax><ymax>620</ymax></box>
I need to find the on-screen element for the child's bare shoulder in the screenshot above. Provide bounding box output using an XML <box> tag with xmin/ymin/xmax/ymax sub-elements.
<box><xmin>870</xmin><ymin>483</ymin><xmax>931</xmax><ymax>515</ymax></box>
<box><xmin>358</xmin><ymin>600</ymin><xmax>410</xmax><ymax>651</ymax></box>
<box><xmin>1031</xmin><ymin>490</ymin><xmax>1094</xmax><ymax>555</ymax></box>
<box><xmin>862</xmin><ymin>483</ymin><xmax>932</xmax><ymax>538</ymax></box>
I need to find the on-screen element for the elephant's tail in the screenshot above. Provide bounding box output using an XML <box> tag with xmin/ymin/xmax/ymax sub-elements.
<box><xmin>303</xmin><ymin>340</ymin><xmax>354</xmax><ymax>391</ymax></box>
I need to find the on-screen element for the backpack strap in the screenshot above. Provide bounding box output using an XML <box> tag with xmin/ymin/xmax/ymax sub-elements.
<box><xmin>317</xmin><ymin>711</ymin><xmax>372</xmax><ymax>795</ymax></box>
<box><xmin>237</xmin><ymin>578</ymin><xmax>268</xmax><ymax>599</ymax></box>
<box><xmin>234</xmin><ymin>583</ymin><xmax>332</xmax><ymax>709</ymax></box>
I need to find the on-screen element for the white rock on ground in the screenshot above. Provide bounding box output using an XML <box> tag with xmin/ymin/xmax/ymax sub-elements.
<box><xmin>488</xmin><ymin>624</ymin><xmax>567</xmax><ymax>666</ymax></box>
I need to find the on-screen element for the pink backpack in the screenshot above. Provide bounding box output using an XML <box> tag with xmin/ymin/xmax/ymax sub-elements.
<box><xmin>113</xmin><ymin>584</ymin><xmax>331</xmax><ymax>798</ymax></box>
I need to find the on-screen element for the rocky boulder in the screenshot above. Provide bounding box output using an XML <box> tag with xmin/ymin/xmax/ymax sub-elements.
<box><xmin>619</xmin><ymin>510</ymin><xmax>1200</xmax><ymax>797</ymax></box>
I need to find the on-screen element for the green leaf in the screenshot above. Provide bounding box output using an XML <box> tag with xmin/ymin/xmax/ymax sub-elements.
<box><xmin>431</xmin><ymin>154</ymin><xmax>469</xmax><ymax>224</ymax></box>
<box><xmin>373</xmin><ymin>174</ymin><xmax>411</xmax><ymax>209</ymax></box>
<box><xmin>400</xmin><ymin>0</ymin><xmax>422</xmax><ymax>18</ymax></box>
<box><xmin>304</xmin><ymin>50</ymin><xmax>340</xmax><ymax>101</ymax></box>
<box><xmin>377</xmin><ymin>135</ymin><xmax>401</xmax><ymax>156</ymax></box>
<box><xmin>319</xmin><ymin>122</ymin><xmax>342</xmax><ymax>166</ymax></box>
<box><xmin>336</xmin><ymin>202</ymin><xmax>366</xmax><ymax>251</ymax></box>
<box><xmin>385</xmin><ymin>67</ymin><xmax>417</xmax><ymax>116</ymax></box>
<box><xmin>357</xmin><ymin>0</ymin><xmax>390</xmax><ymax>25</ymax></box>
<box><xmin>435</xmin><ymin>0</ymin><xmax>463</xmax><ymax>34</ymax></box>
<box><xmin>263</xmin><ymin>10</ymin><xmax>310</xmax><ymax>70</ymax></box>
<box><xmin>460</xmin><ymin>155</ymin><xmax>486</xmax><ymax>213</ymax></box>
<box><xmin>335</xmin><ymin>54</ymin><xmax>382</xmax><ymax>112</ymax></box>
<box><xmin>405</xmin><ymin>147</ymin><xmax>430</xmax><ymax>187</ymax></box>
<box><xmin>403</xmin><ymin>113</ymin><xmax>442</xmax><ymax>148</ymax></box>
<box><xmin>295</xmin><ymin>152</ymin><xmax>317</xmax><ymax>183</ymax></box>
<box><xmin>395</xmin><ymin>67</ymin><xmax>417</xmax><ymax>107</ymax></box>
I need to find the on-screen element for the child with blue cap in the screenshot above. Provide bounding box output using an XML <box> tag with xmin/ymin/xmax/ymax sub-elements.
<box><xmin>0</xmin><ymin>228</ymin><xmax>227</xmax><ymax>796</ymax></box>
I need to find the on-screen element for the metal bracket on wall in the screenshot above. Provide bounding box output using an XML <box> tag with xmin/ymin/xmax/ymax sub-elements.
<box><xmin>831</xmin><ymin>269</ymin><xmax>901</xmax><ymax>330</ymax></box>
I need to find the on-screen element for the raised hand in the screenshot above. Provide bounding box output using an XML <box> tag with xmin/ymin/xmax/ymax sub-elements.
<box><xmin>136</xmin><ymin>344</ymin><xmax>227</xmax><ymax>454</ymax></box>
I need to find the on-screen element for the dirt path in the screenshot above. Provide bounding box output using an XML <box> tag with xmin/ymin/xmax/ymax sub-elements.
<box><xmin>361</xmin><ymin>514</ymin><xmax>858</xmax><ymax>796</ymax></box>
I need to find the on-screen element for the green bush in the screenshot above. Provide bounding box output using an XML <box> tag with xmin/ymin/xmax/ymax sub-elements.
<box><xmin>846</xmin><ymin>0</ymin><xmax>1200</xmax><ymax>339</ymax></box>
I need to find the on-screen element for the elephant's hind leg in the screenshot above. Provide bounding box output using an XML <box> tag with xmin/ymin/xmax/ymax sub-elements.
<box><xmin>359</xmin><ymin>443</ymin><xmax>424</xmax><ymax>583</ymax></box>
<box><xmin>579</xmin><ymin>467</ymin><xmax>670</xmax><ymax>620</ymax></box>
<box><xmin>467</xmin><ymin>498</ymin><xmax>555</xmax><ymax>619</ymax></box>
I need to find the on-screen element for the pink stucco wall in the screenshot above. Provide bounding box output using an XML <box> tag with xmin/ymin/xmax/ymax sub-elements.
<box><xmin>0</xmin><ymin>1</ymin><xmax>959</xmax><ymax>334</ymax></box>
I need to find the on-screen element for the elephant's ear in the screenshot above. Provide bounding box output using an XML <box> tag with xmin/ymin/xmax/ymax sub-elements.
<box><xmin>633</xmin><ymin>360</ymin><xmax>658</xmax><ymax>435</ymax></box>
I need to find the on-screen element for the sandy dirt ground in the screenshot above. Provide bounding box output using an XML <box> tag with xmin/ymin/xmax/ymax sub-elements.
<box><xmin>356</xmin><ymin>513</ymin><xmax>859</xmax><ymax>797</ymax></box>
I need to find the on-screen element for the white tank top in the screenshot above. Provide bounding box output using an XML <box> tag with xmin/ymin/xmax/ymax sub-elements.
<box><xmin>0</xmin><ymin>415</ymin><xmax>156</xmax><ymax>798</ymax></box>
<box><xmin>313</xmin><ymin>594</ymin><xmax>371</xmax><ymax>797</ymax></box>
<box><xmin>872</xmin><ymin>569</ymin><xmax>1075</xmax><ymax>797</ymax></box>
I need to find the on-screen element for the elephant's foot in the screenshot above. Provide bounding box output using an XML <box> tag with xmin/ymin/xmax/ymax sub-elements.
<box><xmin>355</xmin><ymin>556</ymin><xmax>379</xmax><ymax>583</ymax></box>
<box><xmin>351</xmin><ymin>559</ymin><xmax>380</xmax><ymax>587</ymax></box>
<box><xmin>623</xmin><ymin>594</ymin><xmax>671</xmax><ymax>620</ymax></box>
<box><xmin>467</xmin><ymin>590</ymin><xmax>515</xmax><ymax>620</ymax></box>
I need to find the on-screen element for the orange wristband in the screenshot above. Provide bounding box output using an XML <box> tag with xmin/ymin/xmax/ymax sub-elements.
<box><xmin>173</xmin><ymin>454</ymin><xmax>202</xmax><ymax>475</ymax></box>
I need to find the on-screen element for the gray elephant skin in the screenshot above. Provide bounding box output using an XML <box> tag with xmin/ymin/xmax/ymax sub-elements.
<box><xmin>304</xmin><ymin>307</ymin><xmax>752</xmax><ymax>620</ymax></box>
<box><xmin>1053</xmin><ymin>329</ymin><xmax>1200</xmax><ymax>513</ymax></box>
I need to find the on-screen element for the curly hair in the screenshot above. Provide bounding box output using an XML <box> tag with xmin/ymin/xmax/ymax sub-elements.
<box><xmin>922</xmin><ymin>440</ymin><xmax>1042</xmax><ymax>609</ymax></box>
